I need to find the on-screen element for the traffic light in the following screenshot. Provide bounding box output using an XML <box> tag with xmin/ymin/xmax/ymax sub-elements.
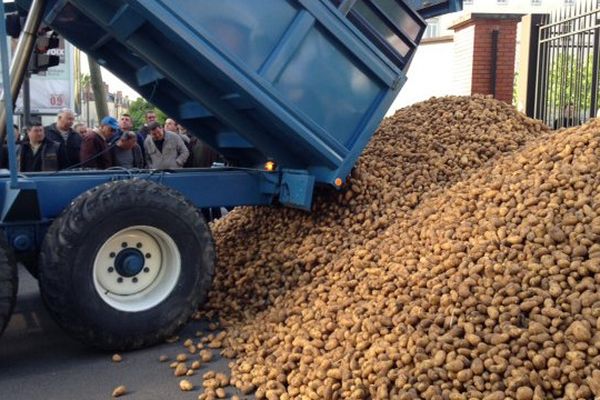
<box><xmin>29</xmin><ymin>30</ymin><xmax>60</xmax><ymax>74</ymax></box>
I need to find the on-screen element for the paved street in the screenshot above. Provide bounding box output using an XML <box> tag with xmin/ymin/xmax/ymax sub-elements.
<box><xmin>0</xmin><ymin>266</ymin><xmax>241</xmax><ymax>400</ymax></box>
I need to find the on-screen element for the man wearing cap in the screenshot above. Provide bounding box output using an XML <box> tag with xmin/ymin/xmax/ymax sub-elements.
<box><xmin>45</xmin><ymin>108</ymin><xmax>82</xmax><ymax>168</ymax></box>
<box><xmin>144</xmin><ymin>121</ymin><xmax>189</xmax><ymax>169</ymax></box>
<box><xmin>80</xmin><ymin>116</ymin><xmax>119</xmax><ymax>169</ymax></box>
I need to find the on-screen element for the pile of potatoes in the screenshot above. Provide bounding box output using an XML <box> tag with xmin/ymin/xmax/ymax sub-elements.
<box><xmin>198</xmin><ymin>95</ymin><xmax>600</xmax><ymax>399</ymax></box>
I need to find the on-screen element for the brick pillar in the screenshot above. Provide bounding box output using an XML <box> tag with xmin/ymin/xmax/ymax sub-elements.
<box><xmin>450</xmin><ymin>13</ymin><xmax>522</xmax><ymax>104</ymax></box>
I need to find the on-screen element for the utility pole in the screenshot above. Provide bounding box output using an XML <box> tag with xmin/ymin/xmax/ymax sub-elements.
<box><xmin>88</xmin><ymin>57</ymin><xmax>108</xmax><ymax>119</ymax></box>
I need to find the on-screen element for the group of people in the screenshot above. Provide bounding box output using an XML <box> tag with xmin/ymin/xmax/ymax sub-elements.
<box><xmin>12</xmin><ymin>109</ymin><xmax>221</xmax><ymax>173</ymax></box>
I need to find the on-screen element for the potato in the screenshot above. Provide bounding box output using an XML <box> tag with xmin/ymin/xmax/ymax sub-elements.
<box><xmin>112</xmin><ymin>385</ymin><xmax>126</xmax><ymax>398</ymax></box>
<box><xmin>174</xmin><ymin>363</ymin><xmax>187</xmax><ymax>377</ymax></box>
<box><xmin>179</xmin><ymin>379</ymin><xmax>193</xmax><ymax>391</ymax></box>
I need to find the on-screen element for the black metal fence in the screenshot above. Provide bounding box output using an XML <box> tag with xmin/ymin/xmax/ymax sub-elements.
<box><xmin>534</xmin><ymin>0</ymin><xmax>600</xmax><ymax>129</ymax></box>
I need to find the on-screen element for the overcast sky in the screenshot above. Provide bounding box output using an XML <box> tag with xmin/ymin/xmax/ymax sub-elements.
<box><xmin>79</xmin><ymin>52</ymin><xmax>141</xmax><ymax>100</ymax></box>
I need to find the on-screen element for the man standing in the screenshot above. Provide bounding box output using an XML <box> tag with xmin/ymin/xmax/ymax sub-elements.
<box><xmin>121</xmin><ymin>112</ymin><xmax>146</xmax><ymax>159</ymax></box>
<box><xmin>113</xmin><ymin>131</ymin><xmax>144</xmax><ymax>169</ymax></box>
<box><xmin>144</xmin><ymin>121</ymin><xmax>189</xmax><ymax>169</ymax></box>
<box><xmin>80</xmin><ymin>116</ymin><xmax>119</xmax><ymax>169</ymax></box>
<box><xmin>18</xmin><ymin>122</ymin><xmax>63</xmax><ymax>172</ymax></box>
<box><xmin>137</xmin><ymin>110</ymin><xmax>157</xmax><ymax>140</ymax></box>
<box><xmin>119</xmin><ymin>113</ymin><xmax>134</xmax><ymax>133</ymax></box>
<box><xmin>164</xmin><ymin>118</ymin><xmax>179</xmax><ymax>135</ymax></box>
<box><xmin>165</xmin><ymin>118</ymin><xmax>195</xmax><ymax>166</ymax></box>
<box><xmin>45</xmin><ymin>108</ymin><xmax>82</xmax><ymax>168</ymax></box>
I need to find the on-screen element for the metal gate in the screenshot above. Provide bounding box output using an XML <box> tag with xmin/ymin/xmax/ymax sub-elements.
<box><xmin>535</xmin><ymin>0</ymin><xmax>600</xmax><ymax>129</ymax></box>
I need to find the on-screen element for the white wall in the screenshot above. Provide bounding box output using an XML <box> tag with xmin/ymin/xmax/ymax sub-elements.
<box><xmin>453</xmin><ymin>25</ymin><xmax>476</xmax><ymax>96</ymax></box>
<box><xmin>387</xmin><ymin>40</ymin><xmax>456</xmax><ymax>115</ymax></box>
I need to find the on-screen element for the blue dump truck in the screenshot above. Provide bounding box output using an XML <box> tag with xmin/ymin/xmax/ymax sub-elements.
<box><xmin>0</xmin><ymin>0</ymin><xmax>462</xmax><ymax>350</ymax></box>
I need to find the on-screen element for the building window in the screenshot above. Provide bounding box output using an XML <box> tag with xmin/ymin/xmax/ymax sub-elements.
<box><xmin>423</xmin><ymin>18</ymin><xmax>439</xmax><ymax>39</ymax></box>
<box><xmin>531</xmin><ymin>0</ymin><xmax>542</xmax><ymax>5</ymax></box>
<box><xmin>497</xmin><ymin>0</ymin><xmax>508</xmax><ymax>5</ymax></box>
<box><xmin>463</xmin><ymin>0</ymin><xmax>473</xmax><ymax>4</ymax></box>
<box><xmin>564</xmin><ymin>0</ymin><xmax>575</xmax><ymax>5</ymax></box>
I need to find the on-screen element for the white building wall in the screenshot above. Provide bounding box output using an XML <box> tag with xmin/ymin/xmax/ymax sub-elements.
<box><xmin>387</xmin><ymin>40</ymin><xmax>456</xmax><ymax>114</ymax></box>
<box><xmin>453</xmin><ymin>26</ymin><xmax>475</xmax><ymax>96</ymax></box>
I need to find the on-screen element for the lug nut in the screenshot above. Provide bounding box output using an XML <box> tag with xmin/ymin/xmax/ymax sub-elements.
<box><xmin>108</xmin><ymin>267</ymin><xmax>114</xmax><ymax>273</ymax></box>
<box><xmin>121</xmin><ymin>242</ymin><xmax>128</xmax><ymax>248</ymax></box>
<box><xmin>136</xmin><ymin>242</ymin><xmax>143</xmax><ymax>248</ymax></box>
<box><xmin>117</xmin><ymin>277</ymin><xmax>123</xmax><ymax>283</ymax></box>
<box><xmin>143</xmin><ymin>267</ymin><xmax>150</xmax><ymax>273</ymax></box>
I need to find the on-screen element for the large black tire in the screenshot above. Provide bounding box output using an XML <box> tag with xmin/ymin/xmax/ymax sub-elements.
<box><xmin>0</xmin><ymin>237</ymin><xmax>18</xmax><ymax>336</ymax></box>
<box><xmin>39</xmin><ymin>179</ymin><xmax>215</xmax><ymax>350</ymax></box>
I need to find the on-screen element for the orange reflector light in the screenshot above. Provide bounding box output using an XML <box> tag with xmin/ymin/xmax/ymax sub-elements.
<box><xmin>335</xmin><ymin>178</ymin><xmax>343</xmax><ymax>187</ymax></box>
<box><xmin>264</xmin><ymin>161</ymin><xmax>276</xmax><ymax>171</ymax></box>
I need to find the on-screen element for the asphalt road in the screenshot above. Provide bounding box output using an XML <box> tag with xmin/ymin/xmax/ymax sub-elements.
<box><xmin>0</xmin><ymin>266</ymin><xmax>244</xmax><ymax>400</ymax></box>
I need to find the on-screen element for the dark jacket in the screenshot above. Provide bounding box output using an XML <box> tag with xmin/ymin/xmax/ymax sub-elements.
<box><xmin>45</xmin><ymin>123</ymin><xmax>82</xmax><ymax>168</ymax></box>
<box><xmin>80</xmin><ymin>132</ymin><xmax>114</xmax><ymax>170</ymax></box>
<box><xmin>1</xmin><ymin>139</ymin><xmax>23</xmax><ymax>169</ymax></box>
<box><xmin>137</xmin><ymin>127</ymin><xmax>149</xmax><ymax>159</ymax></box>
<box><xmin>17</xmin><ymin>138</ymin><xmax>62</xmax><ymax>172</ymax></box>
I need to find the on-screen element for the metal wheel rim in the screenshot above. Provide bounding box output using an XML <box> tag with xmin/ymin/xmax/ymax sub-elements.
<box><xmin>93</xmin><ymin>225</ymin><xmax>181</xmax><ymax>312</ymax></box>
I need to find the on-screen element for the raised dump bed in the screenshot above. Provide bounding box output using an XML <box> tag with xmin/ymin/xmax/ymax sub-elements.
<box><xmin>18</xmin><ymin>0</ymin><xmax>459</xmax><ymax>187</ymax></box>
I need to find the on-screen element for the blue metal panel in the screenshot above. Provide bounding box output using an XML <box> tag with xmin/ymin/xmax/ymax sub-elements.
<box><xmin>273</xmin><ymin>26</ymin><xmax>384</xmax><ymax>149</ymax></box>
<box><xmin>166</xmin><ymin>0</ymin><xmax>299</xmax><ymax>72</ymax></box>
<box><xmin>279</xmin><ymin>171</ymin><xmax>315</xmax><ymax>210</ymax></box>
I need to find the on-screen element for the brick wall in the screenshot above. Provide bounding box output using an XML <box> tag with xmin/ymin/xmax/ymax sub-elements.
<box><xmin>451</xmin><ymin>14</ymin><xmax>521</xmax><ymax>104</ymax></box>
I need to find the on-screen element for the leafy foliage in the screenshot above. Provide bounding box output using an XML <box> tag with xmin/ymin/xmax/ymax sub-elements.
<box><xmin>128</xmin><ymin>98</ymin><xmax>167</xmax><ymax>130</ymax></box>
<box><xmin>547</xmin><ymin>52</ymin><xmax>593</xmax><ymax>114</ymax></box>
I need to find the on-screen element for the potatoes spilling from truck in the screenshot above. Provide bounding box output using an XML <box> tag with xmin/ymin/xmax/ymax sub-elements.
<box><xmin>198</xmin><ymin>95</ymin><xmax>600</xmax><ymax>399</ymax></box>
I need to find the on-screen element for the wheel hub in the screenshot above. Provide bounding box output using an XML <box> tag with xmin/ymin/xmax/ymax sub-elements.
<box><xmin>115</xmin><ymin>248</ymin><xmax>145</xmax><ymax>277</ymax></box>
<box><xmin>93</xmin><ymin>226</ymin><xmax>181</xmax><ymax>312</ymax></box>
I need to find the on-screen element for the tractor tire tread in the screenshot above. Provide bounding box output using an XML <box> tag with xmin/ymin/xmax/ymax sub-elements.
<box><xmin>39</xmin><ymin>179</ymin><xmax>215</xmax><ymax>350</ymax></box>
<box><xmin>0</xmin><ymin>235</ymin><xmax>18</xmax><ymax>336</ymax></box>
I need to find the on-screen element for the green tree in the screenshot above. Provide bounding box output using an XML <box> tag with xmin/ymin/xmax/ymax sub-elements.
<box><xmin>547</xmin><ymin>52</ymin><xmax>593</xmax><ymax>112</ymax></box>
<box><xmin>128</xmin><ymin>98</ymin><xmax>167</xmax><ymax>130</ymax></box>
